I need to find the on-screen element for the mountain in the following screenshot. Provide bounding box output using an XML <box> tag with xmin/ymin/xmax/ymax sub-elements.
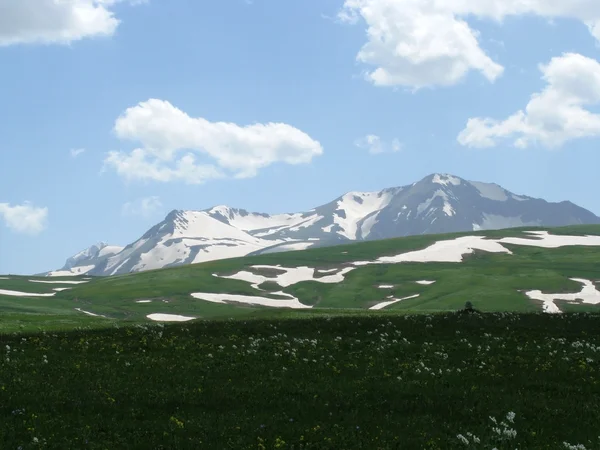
<box><xmin>45</xmin><ymin>173</ymin><xmax>600</xmax><ymax>277</ymax></box>
<box><xmin>44</xmin><ymin>242</ymin><xmax>124</xmax><ymax>276</ymax></box>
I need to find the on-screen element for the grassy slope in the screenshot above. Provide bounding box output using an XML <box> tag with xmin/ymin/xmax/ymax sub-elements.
<box><xmin>1</xmin><ymin>313</ymin><xmax>600</xmax><ymax>449</ymax></box>
<box><xmin>1</xmin><ymin>224</ymin><xmax>600</xmax><ymax>331</ymax></box>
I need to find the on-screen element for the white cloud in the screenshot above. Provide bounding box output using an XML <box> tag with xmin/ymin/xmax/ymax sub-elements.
<box><xmin>70</xmin><ymin>148</ymin><xmax>86</xmax><ymax>158</ymax></box>
<box><xmin>0</xmin><ymin>0</ymin><xmax>144</xmax><ymax>47</ymax></box>
<box><xmin>338</xmin><ymin>0</ymin><xmax>600</xmax><ymax>89</ymax></box>
<box><xmin>457</xmin><ymin>53</ymin><xmax>600</xmax><ymax>149</ymax></box>
<box><xmin>0</xmin><ymin>202</ymin><xmax>48</xmax><ymax>235</ymax></box>
<box><xmin>355</xmin><ymin>134</ymin><xmax>402</xmax><ymax>154</ymax></box>
<box><xmin>103</xmin><ymin>99</ymin><xmax>323</xmax><ymax>184</ymax></box>
<box><xmin>121</xmin><ymin>196</ymin><xmax>162</xmax><ymax>218</ymax></box>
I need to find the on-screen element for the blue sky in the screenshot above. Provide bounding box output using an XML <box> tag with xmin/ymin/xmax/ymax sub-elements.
<box><xmin>1</xmin><ymin>0</ymin><xmax>600</xmax><ymax>275</ymax></box>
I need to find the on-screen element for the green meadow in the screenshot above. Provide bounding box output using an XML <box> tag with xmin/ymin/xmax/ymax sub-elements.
<box><xmin>1</xmin><ymin>313</ymin><xmax>600</xmax><ymax>449</ymax></box>
<box><xmin>1</xmin><ymin>224</ymin><xmax>599</xmax><ymax>332</ymax></box>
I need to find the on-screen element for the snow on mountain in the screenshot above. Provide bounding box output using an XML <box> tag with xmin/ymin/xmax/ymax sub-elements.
<box><xmin>45</xmin><ymin>173</ymin><xmax>600</xmax><ymax>277</ymax></box>
<box><xmin>88</xmin><ymin>210</ymin><xmax>285</xmax><ymax>276</ymax></box>
<box><xmin>98</xmin><ymin>245</ymin><xmax>124</xmax><ymax>258</ymax></box>
<box><xmin>331</xmin><ymin>190</ymin><xmax>397</xmax><ymax>240</ymax></box>
<box><xmin>44</xmin><ymin>243</ymin><xmax>124</xmax><ymax>276</ymax></box>
<box><xmin>207</xmin><ymin>205</ymin><xmax>307</xmax><ymax>232</ymax></box>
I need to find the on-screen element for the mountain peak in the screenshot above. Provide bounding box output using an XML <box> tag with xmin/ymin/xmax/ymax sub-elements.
<box><xmin>164</xmin><ymin>209</ymin><xmax>184</xmax><ymax>221</ymax></box>
<box><xmin>427</xmin><ymin>173</ymin><xmax>463</xmax><ymax>186</ymax></box>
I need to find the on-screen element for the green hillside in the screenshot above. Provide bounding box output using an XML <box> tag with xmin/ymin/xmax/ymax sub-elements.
<box><xmin>1</xmin><ymin>224</ymin><xmax>600</xmax><ymax>332</ymax></box>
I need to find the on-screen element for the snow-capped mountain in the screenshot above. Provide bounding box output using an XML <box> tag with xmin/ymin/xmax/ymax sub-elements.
<box><xmin>45</xmin><ymin>242</ymin><xmax>124</xmax><ymax>276</ymax></box>
<box><xmin>46</xmin><ymin>173</ymin><xmax>600</xmax><ymax>277</ymax></box>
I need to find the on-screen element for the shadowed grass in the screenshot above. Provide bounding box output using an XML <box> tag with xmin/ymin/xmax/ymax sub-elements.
<box><xmin>1</xmin><ymin>313</ymin><xmax>599</xmax><ymax>448</ymax></box>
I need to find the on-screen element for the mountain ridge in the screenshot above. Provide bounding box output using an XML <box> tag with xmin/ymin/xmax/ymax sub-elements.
<box><xmin>44</xmin><ymin>173</ymin><xmax>600</xmax><ymax>277</ymax></box>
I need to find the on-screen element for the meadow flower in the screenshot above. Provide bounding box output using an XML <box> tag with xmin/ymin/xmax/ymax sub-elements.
<box><xmin>457</xmin><ymin>434</ymin><xmax>469</xmax><ymax>445</ymax></box>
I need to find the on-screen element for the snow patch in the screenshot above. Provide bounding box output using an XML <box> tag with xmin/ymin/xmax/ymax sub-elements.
<box><xmin>211</xmin><ymin>207</ymin><xmax>307</xmax><ymax>232</ymax></box>
<box><xmin>147</xmin><ymin>313</ymin><xmax>196</xmax><ymax>322</ymax></box>
<box><xmin>370</xmin><ymin>294</ymin><xmax>420</xmax><ymax>310</ymax></box>
<box><xmin>360</xmin><ymin>212</ymin><xmax>380</xmax><ymax>239</ymax></box>
<box><xmin>333</xmin><ymin>191</ymin><xmax>394</xmax><ymax>239</ymax></box>
<box><xmin>417</xmin><ymin>189</ymin><xmax>455</xmax><ymax>217</ymax></box>
<box><xmin>98</xmin><ymin>245</ymin><xmax>124</xmax><ymax>258</ymax></box>
<box><xmin>29</xmin><ymin>279</ymin><xmax>89</xmax><ymax>285</ymax></box>
<box><xmin>259</xmin><ymin>242</ymin><xmax>314</xmax><ymax>254</ymax></box>
<box><xmin>0</xmin><ymin>289</ymin><xmax>55</xmax><ymax>297</ymax></box>
<box><xmin>525</xmin><ymin>278</ymin><xmax>600</xmax><ymax>314</ymax></box>
<box><xmin>46</xmin><ymin>265</ymin><xmax>95</xmax><ymax>277</ymax></box>
<box><xmin>501</xmin><ymin>231</ymin><xmax>600</xmax><ymax>248</ymax></box>
<box><xmin>432</xmin><ymin>174</ymin><xmax>461</xmax><ymax>186</ymax></box>
<box><xmin>216</xmin><ymin>265</ymin><xmax>355</xmax><ymax>288</ymax></box>
<box><xmin>136</xmin><ymin>300</ymin><xmax>152</xmax><ymax>303</ymax></box>
<box><xmin>191</xmin><ymin>292</ymin><xmax>311</xmax><ymax>309</ymax></box>
<box><xmin>416</xmin><ymin>280</ymin><xmax>436</xmax><ymax>285</ymax></box>
<box><xmin>377</xmin><ymin>285</ymin><xmax>394</xmax><ymax>288</ymax></box>
<box><xmin>75</xmin><ymin>308</ymin><xmax>108</xmax><ymax>318</ymax></box>
<box><xmin>53</xmin><ymin>287</ymin><xmax>71</xmax><ymax>292</ymax></box>
<box><xmin>288</xmin><ymin>214</ymin><xmax>323</xmax><ymax>232</ymax></box>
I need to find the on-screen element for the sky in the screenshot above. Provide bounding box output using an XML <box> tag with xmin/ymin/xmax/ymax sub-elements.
<box><xmin>2</xmin><ymin>0</ymin><xmax>600</xmax><ymax>275</ymax></box>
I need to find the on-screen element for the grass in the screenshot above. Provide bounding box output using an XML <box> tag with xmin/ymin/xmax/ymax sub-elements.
<box><xmin>1</xmin><ymin>224</ymin><xmax>600</xmax><ymax>332</ymax></box>
<box><xmin>1</xmin><ymin>312</ymin><xmax>600</xmax><ymax>449</ymax></box>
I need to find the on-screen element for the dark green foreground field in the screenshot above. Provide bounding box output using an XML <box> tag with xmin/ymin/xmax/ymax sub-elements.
<box><xmin>2</xmin><ymin>312</ymin><xmax>600</xmax><ymax>449</ymax></box>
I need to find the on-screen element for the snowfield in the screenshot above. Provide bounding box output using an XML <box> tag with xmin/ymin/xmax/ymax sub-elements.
<box><xmin>29</xmin><ymin>279</ymin><xmax>89</xmax><ymax>285</ymax></box>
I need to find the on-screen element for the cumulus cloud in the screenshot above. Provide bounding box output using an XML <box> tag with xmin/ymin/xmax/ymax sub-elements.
<box><xmin>355</xmin><ymin>135</ymin><xmax>402</xmax><ymax>154</ymax></box>
<box><xmin>103</xmin><ymin>99</ymin><xmax>323</xmax><ymax>184</ymax></box>
<box><xmin>0</xmin><ymin>0</ymin><xmax>144</xmax><ymax>47</ymax></box>
<box><xmin>121</xmin><ymin>196</ymin><xmax>163</xmax><ymax>218</ymax></box>
<box><xmin>338</xmin><ymin>0</ymin><xmax>600</xmax><ymax>89</ymax></box>
<box><xmin>457</xmin><ymin>53</ymin><xmax>600</xmax><ymax>149</ymax></box>
<box><xmin>0</xmin><ymin>202</ymin><xmax>48</xmax><ymax>235</ymax></box>
<box><xmin>70</xmin><ymin>148</ymin><xmax>86</xmax><ymax>158</ymax></box>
